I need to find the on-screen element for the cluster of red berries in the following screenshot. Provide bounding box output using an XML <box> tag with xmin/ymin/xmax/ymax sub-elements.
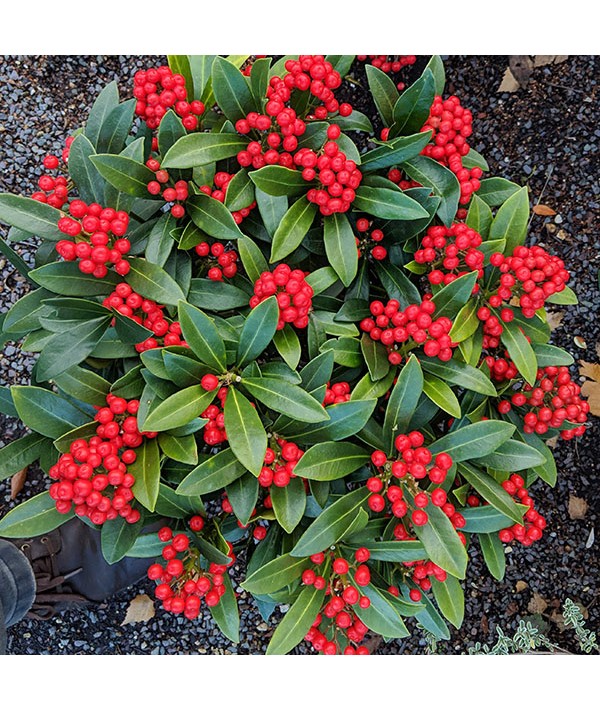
<box><xmin>56</xmin><ymin>200</ymin><xmax>130</xmax><ymax>278</ymax></box>
<box><xmin>323</xmin><ymin>381</ymin><xmax>351</xmax><ymax>405</ymax></box>
<box><xmin>200</xmin><ymin>385</ymin><xmax>229</xmax><ymax>446</ymax></box>
<box><xmin>48</xmin><ymin>394</ymin><xmax>156</xmax><ymax>525</ymax></box>
<box><xmin>477</xmin><ymin>307</ymin><xmax>516</xmax><ymax>350</ymax></box>
<box><xmin>489</xmin><ymin>246</ymin><xmax>570</xmax><ymax>318</ymax></box>
<box><xmin>236</xmin><ymin>110</ymin><xmax>306</xmax><ymax>170</ymax></box>
<box><xmin>303</xmin><ymin>548</ymin><xmax>373</xmax><ymax>655</ymax></box>
<box><xmin>278</xmin><ymin>56</ymin><xmax>349</xmax><ymax>120</ymax></box>
<box><xmin>31</xmin><ymin>154</ymin><xmax>69</xmax><ymax>208</ymax></box>
<box><xmin>197</xmin><ymin>171</ymin><xmax>257</xmax><ymax>225</ymax></box>
<box><xmin>250</xmin><ymin>264</ymin><xmax>314</xmax><ymax>330</ymax></box>
<box><xmin>355</xmin><ymin>217</ymin><xmax>387</xmax><ymax>261</ymax></box>
<box><xmin>484</xmin><ymin>353</ymin><xmax>519</xmax><ymax>383</ymax></box>
<box><xmin>497</xmin><ymin>366</ymin><xmax>588</xmax><ymax>439</ymax></box>
<box><xmin>496</xmin><ymin>475</ymin><xmax>547</xmax><ymax>546</ymax></box>
<box><xmin>146</xmin><ymin>159</ymin><xmax>188</xmax><ymax>218</ymax></box>
<box><xmin>403</xmin><ymin>559</ymin><xmax>448</xmax><ymax>601</ymax></box>
<box><xmin>357</xmin><ymin>55</ymin><xmax>417</xmax><ymax>90</ymax></box>
<box><xmin>360</xmin><ymin>298</ymin><xmax>456</xmax><ymax>364</ymax></box>
<box><xmin>102</xmin><ymin>282</ymin><xmax>185</xmax><ymax>353</ymax></box>
<box><xmin>133</xmin><ymin>66</ymin><xmax>205</xmax><ymax>130</ymax></box>
<box><xmin>414</xmin><ymin>223</ymin><xmax>485</xmax><ymax>288</ymax></box>
<box><xmin>148</xmin><ymin>523</ymin><xmax>234</xmax><ymax>619</ymax></box>
<box><xmin>258</xmin><ymin>439</ymin><xmax>304</xmax><ymax>488</ymax></box>
<box><xmin>297</xmin><ymin>127</ymin><xmax>363</xmax><ymax>215</ymax></box>
<box><xmin>195</xmin><ymin>241</ymin><xmax>239</xmax><ymax>281</ymax></box>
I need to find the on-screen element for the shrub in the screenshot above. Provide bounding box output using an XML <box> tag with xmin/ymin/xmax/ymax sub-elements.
<box><xmin>0</xmin><ymin>54</ymin><xmax>588</xmax><ymax>655</ymax></box>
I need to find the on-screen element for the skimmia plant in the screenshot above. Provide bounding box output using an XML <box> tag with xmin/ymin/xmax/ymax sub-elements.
<box><xmin>0</xmin><ymin>55</ymin><xmax>588</xmax><ymax>655</ymax></box>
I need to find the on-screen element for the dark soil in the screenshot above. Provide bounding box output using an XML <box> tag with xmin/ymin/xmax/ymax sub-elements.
<box><xmin>1</xmin><ymin>55</ymin><xmax>598</xmax><ymax>655</ymax></box>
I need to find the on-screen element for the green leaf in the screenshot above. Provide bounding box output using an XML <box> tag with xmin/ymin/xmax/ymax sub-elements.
<box><xmin>188</xmin><ymin>278</ymin><xmax>250</xmax><ymax>312</ymax></box>
<box><xmin>126</xmin><ymin>257</ymin><xmax>185</xmax><ymax>306</ymax></box>
<box><xmin>448</xmin><ymin>300</ymin><xmax>480</xmax><ymax>343</ymax></box>
<box><xmin>392</xmin><ymin>69</ymin><xmax>435</xmax><ymax>136</ymax></box>
<box><xmin>294</xmin><ymin>442</ymin><xmax>369</xmax><ymax>481</ymax></box>
<box><xmin>424</xmin><ymin>55</ymin><xmax>445</xmax><ymax>94</ymax></box>
<box><xmin>271</xmin><ymin>197</ymin><xmax>317</xmax><ymax>263</ymax></box>
<box><xmin>350</xmin><ymin>578</ymin><xmax>410</xmax><ymax>638</ymax></box>
<box><xmin>401</xmin><ymin>155</ymin><xmax>460</xmax><ymax>226</ymax></box>
<box><xmin>0</xmin><ymin>491</ymin><xmax>73</xmax><ymax>538</ymax></box>
<box><xmin>466</xmin><ymin>194</ymin><xmax>494</xmax><ymax>238</ymax></box>
<box><xmin>97</xmin><ymin>99</ymin><xmax>135</xmax><ymax>154</ymax></box>
<box><xmin>178</xmin><ymin>301</ymin><xmax>227</xmax><ymax>371</ymax></box>
<box><xmin>353</xmin><ymin>185</ymin><xmax>429</xmax><ymax>221</ymax></box>
<box><xmin>242</xmin><ymin>377</ymin><xmax>329</xmax><ymax>423</ymax></box>
<box><xmin>162</xmin><ymin>351</ymin><xmax>208</xmax><ymax>388</ymax></box>
<box><xmin>84</xmin><ymin>80</ymin><xmax>119</xmax><ymax>148</ymax></box>
<box><xmin>238</xmin><ymin>235</ymin><xmax>268</xmax><ymax>284</ymax></box>
<box><xmin>458</xmin><ymin>504</ymin><xmax>528</xmax><ymax>533</ymax></box>
<box><xmin>224</xmin><ymin>169</ymin><xmax>254</xmax><ymax>212</ymax></box>
<box><xmin>146</xmin><ymin>212</ymin><xmax>176</xmax><ymax>268</ymax></box>
<box><xmin>101</xmin><ymin>515</ymin><xmax>144</xmax><ymax>564</ymax></box>
<box><xmin>476</xmin><ymin>177</ymin><xmax>521</xmax><ymax>207</ymax></box>
<box><xmin>212</xmin><ymin>56</ymin><xmax>255</xmax><ymax>123</ymax></box>
<box><xmin>361</xmin><ymin>333</ymin><xmax>391</xmax><ymax>381</ymax></box>
<box><xmin>3</xmin><ymin>289</ymin><xmax>51</xmax><ymax>335</ymax></box>
<box><xmin>273</xmin><ymin>325</ymin><xmax>301</xmax><ymax>370</ymax></box>
<box><xmin>333</xmin><ymin>110</ymin><xmax>373</xmax><ymax>133</ymax></box>
<box><xmin>501</xmin><ymin>318</ymin><xmax>538</xmax><ymax>385</ymax></box>
<box><xmin>90</xmin><ymin>154</ymin><xmax>156</xmax><ymax>198</ymax></box>
<box><xmin>420</xmin><ymin>356</ymin><xmax>497</xmax><ymax>396</ymax></box>
<box><xmin>224</xmin><ymin>387</ymin><xmax>267</xmax><ymax>476</ymax></box>
<box><xmin>111</xmin><ymin>311</ymin><xmax>154</xmax><ymax>345</ymax></box>
<box><xmin>129</xmin><ymin>438</ymin><xmax>161</xmax><ymax>512</ymax></box>
<box><xmin>489</xmin><ymin>186</ymin><xmax>529</xmax><ymax>253</ymax></box>
<box><xmin>429</xmin><ymin>420</ymin><xmax>515</xmax><ymax>463</ymax></box>
<box><xmin>298</xmin><ymin>350</ymin><xmax>334</xmax><ymax>394</ymax></box>
<box><xmin>154</xmin><ymin>483</ymin><xmax>203</xmax><ymax>519</ymax></box>
<box><xmin>157</xmin><ymin>110</ymin><xmax>186</xmax><ymax>158</ymax></box>
<box><xmin>0</xmin><ymin>194</ymin><xmax>65</xmax><ymax>241</ymax></box>
<box><xmin>414</xmin><ymin>503</ymin><xmax>468</xmax><ymax>579</ymax></box>
<box><xmin>142</xmin><ymin>385</ymin><xmax>215</xmax><ymax>432</ymax></box>
<box><xmin>322</xmin><ymin>213</ymin><xmax>358</xmax><ymax>287</ymax></box>
<box><xmin>158</xmin><ymin>433</ymin><xmax>198</xmax><ymax>465</ymax></box>
<box><xmin>255</xmin><ymin>188</ymin><xmax>288</xmax><ymax>238</ymax></box>
<box><xmin>11</xmin><ymin>386</ymin><xmax>89</xmax><ymax>438</ymax></box>
<box><xmin>242</xmin><ymin>553</ymin><xmax>310</xmax><ymax>595</ymax></box>
<box><xmin>431</xmin><ymin>271</ymin><xmax>478</xmax><ymax>319</ymax></box>
<box><xmin>545</xmin><ymin>284</ymin><xmax>578</xmax><ymax>305</ymax></box>
<box><xmin>473</xmin><ymin>439</ymin><xmax>546</xmax><ymax>471</ymax></box>
<box><xmin>517</xmin><ymin>429</ymin><xmax>557</xmax><ymax>486</ymax></box>
<box><xmin>458</xmin><ymin>462</ymin><xmax>527</xmax><ymax>524</ymax></box>
<box><xmin>291</xmin><ymin>487</ymin><xmax>370</xmax><ymax>557</ymax></box>
<box><xmin>266</xmin><ymin>583</ymin><xmax>325</xmax><ymax>655</ymax></box>
<box><xmin>352</xmin><ymin>540</ymin><xmax>427</xmax><ymax>563</ymax></box>
<box><xmin>68</xmin><ymin>134</ymin><xmax>105</xmax><ymax>204</ymax></box>
<box><xmin>365</xmin><ymin>64</ymin><xmax>399</xmax><ymax>126</ymax></box>
<box><xmin>383</xmin><ymin>355</ymin><xmax>423</xmax><ymax>453</ymax></box>
<box><xmin>29</xmin><ymin>261</ymin><xmax>119</xmax><ymax>295</ymax></box>
<box><xmin>226</xmin><ymin>472</ymin><xmax>259</xmax><ymax>525</ymax></box>
<box><xmin>210</xmin><ymin>573</ymin><xmax>240</xmax><ymax>644</ymax></box>
<box><xmin>186</xmin><ymin>193</ymin><xmax>244</xmax><ymax>241</ymax></box>
<box><xmin>162</xmin><ymin>132</ymin><xmax>249</xmax><ymax>168</ymax></box>
<box><xmin>351</xmin><ymin>368</ymin><xmax>396</xmax><ymax>402</ymax></box>
<box><xmin>423</xmin><ymin>374</ymin><xmax>461</xmax><ymax>418</ymax></box>
<box><xmin>237</xmin><ymin>296</ymin><xmax>279</xmax><ymax>366</ymax></box>
<box><xmin>250</xmin><ymin>165</ymin><xmax>308</xmax><ymax>197</ymax></box>
<box><xmin>271</xmin><ymin>477</ymin><xmax>306</xmax><ymax>533</ymax></box>
<box><xmin>176</xmin><ymin>448</ymin><xmax>246</xmax><ymax>495</ymax></box>
<box><xmin>431</xmin><ymin>575</ymin><xmax>464</xmax><ymax>628</ymax></box>
<box><xmin>0</xmin><ymin>433</ymin><xmax>46</xmax><ymax>481</ymax></box>
<box><xmin>277</xmin><ymin>399</ymin><xmax>377</xmax><ymax>444</ymax></box>
<box><xmin>479</xmin><ymin>532</ymin><xmax>506</xmax><ymax>581</ymax></box>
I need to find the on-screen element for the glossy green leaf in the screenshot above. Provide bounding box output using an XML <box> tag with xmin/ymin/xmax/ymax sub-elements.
<box><xmin>241</xmin><ymin>377</ymin><xmax>329</xmax><ymax>423</ymax></box>
<box><xmin>500</xmin><ymin>319</ymin><xmax>538</xmax><ymax>386</ymax></box>
<box><xmin>352</xmin><ymin>539</ymin><xmax>427</xmax><ymax>563</ymax></box>
<box><xmin>277</xmin><ymin>399</ymin><xmax>377</xmax><ymax>444</ymax></box>
<box><xmin>424</xmin><ymin>55</ymin><xmax>445</xmax><ymax>94</ymax></box>
<box><xmin>129</xmin><ymin>438</ymin><xmax>160</xmax><ymax>511</ymax></box>
<box><xmin>142</xmin><ymin>385</ymin><xmax>215</xmax><ymax>432</ymax></box>
<box><xmin>177</xmin><ymin>448</ymin><xmax>246</xmax><ymax>496</ymax></box>
<box><xmin>84</xmin><ymin>80</ymin><xmax>119</xmax><ymax>148</ymax></box>
<box><xmin>97</xmin><ymin>99</ymin><xmax>135</xmax><ymax>154</ymax></box>
<box><xmin>401</xmin><ymin>155</ymin><xmax>460</xmax><ymax>226</ymax></box>
<box><xmin>29</xmin><ymin>261</ymin><xmax>119</xmax><ymax>295</ymax></box>
<box><xmin>448</xmin><ymin>300</ymin><xmax>480</xmax><ymax>343</ymax></box>
<box><xmin>101</xmin><ymin>515</ymin><xmax>144</xmax><ymax>564</ymax></box>
<box><xmin>374</xmin><ymin>260</ymin><xmax>421</xmax><ymax>306</ymax></box>
<box><xmin>361</xmin><ymin>333</ymin><xmax>390</xmax><ymax>381</ymax></box>
<box><xmin>242</xmin><ymin>552</ymin><xmax>310</xmax><ymax>595</ymax></box>
<box><xmin>466</xmin><ymin>194</ymin><xmax>493</xmax><ymax>237</ymax></box>
<box><xmin>212</xmin><ymin>56</ymin><xmax>255</xmax><ymax>123</ymax></box>
<box><xmin>383</xmin><ymin>355</ymin><xmax>423</xmax><ymax>453</ymax></box>
<box><xmin>224</xmin><ymin>387</ymin><xmax>267</xmax><ymax>476</ymax></box>
<box><xmin>126</xmin><ymin>257</ymin><xmax>185</xmax><ymax>306</ymax></box>
<box><xmin>226</xmin><ymin>472</ymin><xmax>259</xmax><ymax>526</ymax></box>
<box><xmin>210</xmin><ymin>573</ymin><xmax>240</xmax><ymax>644</ymax></box>
<box><xmin>158</xmin><ymin>433</ymin><xmax>198</xmax><ymax>465</ymax></box>
<box><xmin>271</xmin><ymin>197</ymin><xmax>318</xmax><ymax>263</ymax></box>
<box><xmin>273</xmin><ymin>324</ymin><xmax>301</xmax><ymax>370</ymax></box>
<box><xmin>429</xmin><ymin>420</ymin><xmax>515</xmax><ymax>463</ymax></box>
<box><xmin>0</xmin><ymin>433</ymin><xmax>46</xmax><ymax>481</ymax></box>
<box><xmin>237</xmin><ymin>296</ymin><xmax>279</xmax><ymax>366</ymax></box>
<box><xmin>489</xmin><ymin>186</ymin><xmax>529</xmax><ymax>253</ymax></box>
<box><xmin>154</xmin><ymin>483</ymin><xmax>203</xmax><ymax>519</ymax></box>
<box><xmin>350</xmin><ymin>577</ymin><xmax>411</xmax><ymax>638</ymax></box>
<box><xmin>322</xmin><ymin>213</ymin><xmax>358</xmax><ymax>286</ymax></box>
<box><xmin>187</xmin><ymin>193</ymin><xmax>244</xmax><ymax>241</ymax></box>
<box><xmin>458</xmin><ymin>504</ymin><xmax>528</xmax><ymax>533</ymax></box>
<box><xmin>0</xmin><ymin>491</ymin><xmax>74</xmax><ymax>538</ymax></box>
<box><xmin>237</xmin><ymin>235</ymin><xmax>268</xmax><ymax>284</ymax></box>
<box><xmin>365</xmin><ymin>64</ymin><xmax>399</xmax><ymax>126</ymax></box>
<box><xmin>271</xmin><ymin>477</ymin><xmax>306</xmax><ymax>533</ymax></box>
<box><xmin>476</xmin><ymin>177</ymin><xmax>521</xmax><ymax>207</ymax></box>
<box><xmin>431</xmin><ymin>575</ymin><xmax>464</xmax><ymax>628</ymax></box>
<box><xmin>11</xmin><ymin>386</ymin><xmax>89</xmax><ymax>439</ymax></box>
<box><xmin>423</xmin><ymin>374</ymin><xmax>461</xmax><ymax>418</ymax></box>
<box><xmin>178</xmin><ymin>301</ymin><xmax>227</xmax><ymax>371</ymax></box>
<box><xmin>255</xmin><ymin>188</ymin><xmax>288</xmax><ymax>238</ymax></box>
<box><xmin>188</xmin><ymin>278</ymin><xmax>249</xmax><ymax>312</ymax></box>
<box><xmin>68</xmin><ymin>134</ymin><xmax>106</xmax><ymax>204</ymax></box>
<box><xmin>458</xmin><ymin>462</ymin><xmax>528</xmax><ymax>524</ymax></box>
<box><xmin>0</xmin><ymin>195</ymin><xmax>65</xmax><ymax>241</ymax></box>
<box><xmin>392</xmin><ymin>69</ymin><xmax>435</xmax><ymax>136</ymax></box>
<box><xmin>266</xmin><ymin>584</ymin><xmax>326</xmax><ymax>655</ymax></box>
<box><xmin>431</xmin><ymin>271</ymin><xmax>478</xmax><ymax>319</ymax></box>
<box><xmin>479</xmin><ymin>532</ymin><xmax>506</xmax><ymax>581</ymax></box>
<box><xmin>414</xmin><ymin>503</ymin><xmax>468</xmax><ymax>579</ymax></box>
<box><xmin>353</xmin><ymin>185</ymin><xmax>429</xmax><ymax>221</ymax></box>
<box><xmin>473</xmin><ymin>439</ymin><xmax>546</xmax><ymax>471</ymax></box>
<box><xmin>90</xmin><ymin>154</ymin><xmax>156</xmax><ymax>197</ymax></box>
<box><xmin>420</xmin><ymin>357</ymin><xmax>497</xmax><ymax>396</ymax></box>
<box><xmin>250</xmin><ymin>165</ymin><xmax>309</xmax><ymax>197</ymax></box>
<box><xmin>162</xmin><ymin>132</ymin><xmax>249</xmax><ymax>168</ymax></box>
<box><xmin>294</xmin><ymin>442</ymin><xmax>370</xmax><ymax>481</ymax></box>
<box><xmin>52</xmin><ymin>365</ymin><xmax>110</xmax><ymax>408</ymax></box>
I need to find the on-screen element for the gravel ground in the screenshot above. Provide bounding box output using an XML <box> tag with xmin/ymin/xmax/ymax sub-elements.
<box><xmin>0</xmin><ymin>55</ymin><xmax>598</xmax><ymax>655</ymax></box>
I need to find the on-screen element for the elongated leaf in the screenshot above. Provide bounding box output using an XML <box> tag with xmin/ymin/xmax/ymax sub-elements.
<box><xmin>351</xmin><ymin>368</ymin><xmax>396</xmax><ymax>402</ymax></box>
<box><xmin>97</xmin><ymin>99</ymin><xmax>135</xmax><ymax>154</ymax></box>
<box><xmin>177</xmin><ymin>301</ymin><xmax>227</xmax><ymax>371</ymax></box>
<box><xmin>0</xmin><ymin>491</ymin><xmax>74</xmax><ymax>538</ymax></box>
<box><xmin>448</xmin><ymin>300</ymin><xmax>480</xmax><ymax>343</ymax></box>
<box><xmin>145</xmin><ymin>212</ymin><xmax>176</xmax><ymax>268</ymax></box>
<box><xmin>291</xmin><ymin>487</ymin><xmax>370</xmax><ymax>557</ymax></box>
<box><xmin>188</xmin><ymin>278</ymin><xmax>249</xmax><ymax>312</ymax></box>
<box><xmin>238</xmin><ymin>235</ymin><xmax>269</xmax><ymax>284</ymax></box>
<box><xmin>392</xmin><ymin>69</ymin><xmax>435</xmax><ymax>136</ymax></box>
<box><xmin>162</xmin><ymin>132</ymin><xmax>249</xmax><ymax>168</ymax></box>
<box><xmin>210</xmin><ymin>573</ymin><xmax>240</xmax><ymax>644</ymax></box>
<box><xmin>401</xmin><ymin>155</ymin><xmax>460</xmax><ymax>226</ymax></box>
<box><xmin>11</xmin><ymin>386</ymin><xmax>89</xmax><ymax>439</ymax></box>
<box><xmin>0</xmin><ymin>433</ymin><xmax>46</xmax><ymax>481</ymax></box>
<box><xmin>431</xmin><ymin>271</ymin><xmax>478</xmax><ymax>319</ymax></box>
<box><xmin>473</xmin><ymin>439</ymin><xmax>546</xmax><ymax>471</ymax></box>
<box><xmin>424</xmin><ymin>55</ymin><xmax>445</xmax><ymax>94</ymax></box>
<box><xmin>250</xmin><ymin>166</ymin><xmax>308</xmax><ymax>197</ymax></box>
<box><xmin>271</xmin><ymin>477</ymin><xmax>306</xmax><ymax>533</ymax></box>
<box><xmin>414</xmin><ymin>503</ymin><xmax>468</xmax><ymax>579</ymax></box>
<box><xmin>458</xmin><ymin>462</ymin><xmax>526</xmax><ymax>524</ymax></box>
<box><xmin>431</xmin><ymin>575</ymin><xmax>464</xmax><ymax>628</ymax></box>
<box><xmin>68</xmin><ymin>134</ymin><xmax>105</xmax><ymax>204</ymax></box>
<box><xmin>277</xmin><ymin>399</ymin><xmax>376</xmax><ymax>444</ymax></box>
<box><xmin>352</xmin><ymin>540</ymin><xmax>427</xmax><ymax>563</ymax></box>
<box><xmin>322</xmin><ymin>213</ymin><xmax>358</xmax><ymax>286</ymax></box>
<box><xmin>177</xmin><ymin>448</ymin><xmax>246</xmax><ymax>495</ymax></box>
<box><xmin>361</xmin><ymin>132</ymin><xmax>432</xmax><ymax>172</ymax></box>
<box><xmin>350</xmin><ymin>577</ymin><xmax>411</xmax><ymax>637</ymax></box>
<box><xmin>354</xmin><ymin>185</ymin><xmax>429</xmax><ymax>221</ymax></box>
<box><xmin>30</xmin><ymin>261</ymin><xmax>120</xmax><ymax>295</ymax></box>
<box><xmin>477</xmin><ymin>177</ymin><xmax>521</xmax><ymax>207</ymax></box>
<box><xmin>128</xmin><ymin>438</ymin><xmax>160</xmax><ymax>511</ymax></box>
<box><xmin>3</xmin><ymin>289</ymin><xmax>51</xmax><ymax>335</ymax></box>
<box><xmin>360</xmin><ymin>333</ymin><xmax>390</xmax><ymax>381</ymax></box>
<box><xmin>273</xmin><ymin>325</ymin><xmax>301</xmax><ymax>370</ymax></box>
<box><xmin>212</xmin><ymin>56</ymin><xmax>255</xmax><ymax>123</ymax></box>
<box><xmin>374</xmin><ymin>260</ymin><xmax>421</xmax><ymax>306</ymax></box>
<box><xmin>90</xmin><ymin>154</ymin><xmax>156</xmax><ymax>197</ymax></box>
<box><xmin>365</xmin><ymin>64</ymin><xmax>399</xmax><ymax>126</ymax></box>
<box><xmin>266</xmin><ymin>584</ymin><xmax>325</xmax><ymax>655</ymax></box>
<box><xmin>294</xmin><ymin>442</ymin><xmax>369</xmax><ymax>481</ymax></box>
<box><xmin>226</xmin><ymin>471</ymin><xmax>259</xmax><ymax>526</ymax></box>
<box><xmin>186</xmin><ymin>193</ymin><xmax>244</xmax><ymax>241</ymax></box>
<box><xmin>479</xmin><ymin>532</ymin><xmax>506</xmax><ymax>581</ymax></box>
<box><xmin>242</xmin><ymin>377</ymin><xmax>329</xmax><ymax>423</ymax></box>
<box><xmin>0</xmin><ymin>195</ymin><xmax>65</xmax><ymax>241</ymax></box>
<box><xmin>500</xmin><ymin>319</ymin><xmax>538</xmax><ymax>385</ymax></box>
<box><xmin>383</xmin><ymin>355</ymin><xmax>423</xmax><ymax>453</ymax></box>
<box><xmin>429</xmin><ymin>420</ymin><xmax>515</xmax><ymax>463</ymax></box>
<box><xmin>271</xmin><ymin>197</ymin><xmax>317</xmax><ymax>263</ymax></box>
<box><xmin>126</xmin><ymin>257</ymin><xmax>185</xmax><ymax>306</ymax></box>
<box><xmin>142</xmin><ymin>385</ymin><xmax>216</xmax><ymax>432</ymax></box>
<box><xmin>458</xmin><ymin>504</ymin><xmax>528</xmax><ymax>533</ymax></box>
<box><xmin>85</xmin><ymin>80</ymin><xmax>119</xmax><ymax>148</ymax></box>
<box><xmin>157</xmin><ymin>110</ymin><xmax>186</xmax><ymax>157</ymax></box>
<box><xmin>224</xmin><ymin>387</ymin><xmax>267</xmax><ymax>476</ymax></box>
<box><xmin>243</xmin><ymin>552</ymin><xmax>310</xmax><ymax>595</ymax></box>
<box><xmin>101</xmin><ymin>515</ymin><xmax>144</xmax><ymax>564</ymax></box>
<box><xmin>158</xmin><ymin>433</ymin><xmax>198</xmax><ymax>466</ymax></box>
<box><xmin>489</xmin><ymin>186</ymin><xmax>529</xmax><ymax>253</ymax></box>
<box><xmin>423</xmin><ymin>374</ymin><xmax>461</xmax><ymax>418</ymax></box>
<box><xmin>255</xmin><ymin>188</ymin><xmax>288</xmax><ymax>238</ymax></box>
<box><xmin>237</xmin><ymin>296</ymin><xmax>279</xmax><ymax>366</ymax></box>
<box><xmin>466</xmin><ymin>194</ymin><xmax>493</xmax><ymax>237</ymax></box>
<box><xmin>420</xmin><ymin>357</ymin><xmax>497</xmax><ymax>396</ymax></box>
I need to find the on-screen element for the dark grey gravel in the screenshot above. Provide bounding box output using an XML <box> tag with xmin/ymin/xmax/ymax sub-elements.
<box><xmin>0</xmin><ymin>55</ymin><xmax>598</xmax><ymax>655</ymax></box>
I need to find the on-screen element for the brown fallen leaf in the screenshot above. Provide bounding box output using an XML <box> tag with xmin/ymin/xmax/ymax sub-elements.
<box><xmin>528</xmin><ymin>592</ymin><xmax>549</xmax><ymax>615</ymax></box>
<box><xmin>568</xmin><ymin>495</ymin><xmax>589</xmax><ymax>520</ymax></box>
<box><xmin>510</xmin><ymin>56</ymin><xmax>534</xmax><ymax>87</ymax></box>
<box><xmin>515</xmin><ymin>580</ymin><xmax>528</xmax><ymax>593</ymax></box>
<box><xmin>546</xmin><ymin>311</ymin><xmax>564</xmax><ymax>331</ymax></box>
<box><xmin>121</xmin><ymin>594</ymin><xmax>155</xmax><ymax>625</ymax></box>
<box><xmin>579</xmin><ymin>361</ymin><xmax>600</xmax><ymax>417</ymax></box>
<box><xmin>534</xmin><ymin>55</ymin><xmax>568</xmax><ymax>67</ymax></box>
<box><xmin>10</xmin><ymin>467</ymin><xmax>28</xmax><ymax>499</ymax></box>
<box><xmin>533</xmin><ymin>204</ymin><xmax>557</xmax><ymax>216</ymax></box>
<box><xmin>498</xmin><ymin>67</ymin><xmax>520</xmax><ymax>93</ymax></box>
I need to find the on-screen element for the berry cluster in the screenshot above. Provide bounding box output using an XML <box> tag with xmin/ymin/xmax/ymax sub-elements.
<box><xmin>484</xmin><ymin>353</ymin><xmax>519</xmax><ymax>383</ymax></box>
<box><xmin>197</xmin><ymin>171</ymin><xmax>257</xmax><ymax>225</ymax></box>
<box><xmin>357</xmin><ymin>55</ymin><xmax>417</xmax><ymax>90</ymax></box>
<box><xmin>250</xmin><ymin>264</ymin><xmax>314</xmax><ymax>330</ymax></box>
<box><xmin>497</xmin><ymin>475</ymin><xmax>547</xmax><ymax>546</ymax></box>
<box><xmin>258</xmin><ymin>439</ymin><xmax>304</xmax><ymax>488</ymax></box>
<box><xmin>414</xmin><ymin>223</ymin><xmax>485</xmax><ymax>288</ymax></box>
<box><xmin>297</xmin><ymin>126</ymin><xmax>363</xmax><ymax>215</ymax></box>
<box><xmin>56</xmin><ymin>200</ymin><xmax>130</xmax><ymax>278</ymax></box>
<box><xmin>323</xmin><ymin>381</ymin><xmax>351</xmax><ymax>405</ymax></box>
<box><xmin>497</xmin><ymin>366</ymin><xmax>588</xmax><ymax>439</ymax></box>
<box><xmin>195</xmin><ymin>241</ymin><xmax>239</xmax><ymax>281</ymax></box>
<box><xmin>31</xmin><ymin>154</ymin><xmax>69</xmax><ymax>208</ymax></box>
<box><xmin>477</xmin><ymin>307</ymin><xmax>515</xmax><ymax>350</ymax></box>
<box><xmin>403</xmin><ymin>559</ymin><xmax>448</xmax><ymax>601</ymax></box>
<box><xmin>489</xmin><ymin>246</ymin><xmax>570</xmax><ymax>318</ymax></box>
<box><xmin>146</xmin><ymin>159</ymin><xmax>188</xmax><ymax>218</ymax></box>
<box><xmin>148</xmin><ymin>524</ymin><xmax>234</xmax><ymax>619</ymax></box>
<box><xmin>201</xmin><ymin>386</ymin><xmax>229</xmax><ymax>446</ymax></box>
<box><xmin>48</xmin><ymin>394</ymin><xmax>156</xmax><ymax>525</ymax></box>
<box><xmin>102</xmin><ymin>283</ymin><xmax>184</xmax><ymax>353</ymax></box>
<box><xmin>236</xmin><ymin>110</ymin><xmax>305</xmax><ymax>170</ymax></box>
<box><xmin>278</xmin><ymin>56</ymin><xmax>346</xmax><ymax>120</ymax></box>
<box><xmin>133</xmin><ymin>66</ymin><xmax>205</xmax><ymax>130</ymax></box>
<box><xmin>303</xmin><ymin>548</ymin><xmax>373</xmax><ymax>655</ymax></box>
<box><xmin>355</xmin><ymin>217</ymin><xmax>387</xmax><ymax>261</ymax></box>
<box><xmin>360</xmin><ymin>298</ymin><xmax>456</xmax><ymax>364</ymax></box>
